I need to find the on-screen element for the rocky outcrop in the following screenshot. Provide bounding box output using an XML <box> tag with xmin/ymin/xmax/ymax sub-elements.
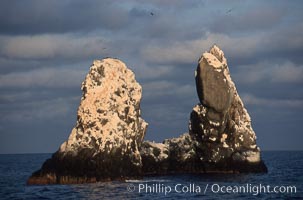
<box><xmin>28</xmin><ymin>45</ymin><xmax>267</xmax><ymax>185</ymax></box>
<box><xmin>27</xmin><ymin>58</ymin><xmax>148</xmax><ymax>185</ymax></box>
<box><xmin>141</xmin><ymin>133</ymin><xmax>198</xmax><ymax>174</ymax></box>
<box><xmin>191</xmin><ymin>45</ymin><xmax>266</xmax><ymax>171</ymax></box>
<box><xmin>141</xmin><ymin>45</ymin><xmax>267</xmax><ymax>174</ymax></box>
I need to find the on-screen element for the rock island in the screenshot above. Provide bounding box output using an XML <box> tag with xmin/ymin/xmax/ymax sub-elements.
<box><xmin>28</xmin><ymin>45</ymin><xmax>267</xmax><ymax>185</ymax></box>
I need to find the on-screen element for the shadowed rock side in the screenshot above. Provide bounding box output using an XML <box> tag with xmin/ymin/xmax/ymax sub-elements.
<box><xmin>141</xmin><ymin>45</ymin><xmax>267</xmax><ymax>174</ymax></box>
<box><xmin>27</xmin><ymin>58</ymin><xmax>148</xmax><ymax>185</ymax></box>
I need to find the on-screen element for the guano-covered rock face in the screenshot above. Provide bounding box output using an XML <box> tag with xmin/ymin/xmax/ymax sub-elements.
<box><xmin>189</xmin><ymin>45</ymin><xmax>267</xmax><ymax>172</ymax></box>
<box><xmin>141</xmin><ymin>45</ymin><xmax>267</xmax><ymax>174</ymax></box>
<box><xmin>27</xmin><ymin>58</ymin><xmax>148</xmax><ymax>185</ymax></box>
<box><xmin>141</xmin><ymin>133</ymin><xmax>198</xmax><ymax>174</ymax></box>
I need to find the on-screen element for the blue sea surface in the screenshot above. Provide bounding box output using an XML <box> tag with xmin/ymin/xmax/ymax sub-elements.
<box><xmin>0</xmin><ymin>151</ymin><xmax>302</xmax><ymax>199</ymax></box>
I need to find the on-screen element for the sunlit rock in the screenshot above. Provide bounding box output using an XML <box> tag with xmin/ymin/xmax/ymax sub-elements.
<box><xmin>189</xmin><ymin>45</ymin><xmax>267</xmax><ymax>172</ymax></box>
<box><xmin>27</xmin><ymin>58</ymin><xmax>148</xmax><ymax>185</ymax></box>
<box><xmin>141</xmin><ymin>45</ymin><xmax>267</xmax><ymax>173</ymax></box>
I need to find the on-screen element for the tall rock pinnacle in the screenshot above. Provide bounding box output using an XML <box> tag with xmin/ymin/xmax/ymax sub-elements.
<box><xmin>141</xmin><ymin>45</ymin><xmax>267</xmax><ymax>174</ymax></box>
<box><xmin>190</xmin><ymin>45</ymin><xmax>267</xmax><ymax>170</ymax></box>
<box><xmin>27</xmin><ymin>58</ymin><xmax>148</xmax><ymax>184</ymax></box>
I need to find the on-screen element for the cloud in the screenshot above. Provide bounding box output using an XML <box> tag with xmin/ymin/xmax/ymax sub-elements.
<box><xmin>134</xmin><ymin>64</ymin><xmax>174</xmax><ymax>80</ymax></box>
<box><xmin>261</xmin><ymin>22</ymin><xmax>303</xmax><ymax>60</ymax></box>
<box><xmin>0</xmin><ymin>91</ymin><xmax>32</xmax><ymax>103</ymax></box>
<box><xmin>142</xmin><ymin>80</ymin><xmax>195</xmax><ymax>99</ymax></box>
<box><xmin>140</xmin><ymin>0</ymin><xmax>203</xmax><ymax>8</ymax></box>
<box><xmin>143</xmin><ymin>81</ymin><xmax>176</xmax><ymax>98</ymax></box>
<box><xmin>0</xmin><ymin>0</ymin><xmax>129</xmax><ymax>35</ymax></box>
<box><xmin>0</xmin><ymin>67</ymin><xmax>87</xmax><ymax>88</ymax></box>
<box><xmin>271</xmin><ymin>62</ymin><xmax>303</xmax><ymax>83</ymax></box>
<box><xmin>0</xmin><ymin>57</ymin><xmax>42</xmax><ymax>74</ymax></box>
<box><xmin>141</xmin><ymin>32</ymin><xmax>260</xmax><ymax>65</ymax></box>
<box><xmin>210</xmin><ymin>6</ymin><xmax>286</xmax><ymax>34</ymax></box>
<box><xmin>2</xmin><ymin>2</ymin><xmax>301</xmax><ymax>65</ymax></box>
<box><xmin>1</xmin><ymin>0</ymin><xmax>303</xmax><ymax>152</ymax></box>
<box><xmin>0</xmin><ymin>96</ymin><xmax>79</xmax><ymax>122</ymax></box>
<box><xmin>141</xmin><ymin>21</ymin><xmax>303</xmax><ymax>66</ymax></box>
<box><xmin>233</xmin><ymin>61</ymin><xmax>303</xmax><ymax>84</ymax></box>
<box><xmin>142</xmin><ymin>102</ymin><xmax>191</xmax><ymax>141</ymax></box>
<box><xmin>242</xmin><ymin>93</ymin><xmax>303</xmax><ymax>108</ymax></box>
<box><xmin>0</xmin><ymin>34</ymin><xmax>109</xmax><ymax>60</ymax></box>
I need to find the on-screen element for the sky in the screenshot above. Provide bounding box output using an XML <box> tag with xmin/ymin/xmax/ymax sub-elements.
<box><xmin>0</xmin><ymin>0</ymin><xmax>303</xmax><ymax>153</ymax></box>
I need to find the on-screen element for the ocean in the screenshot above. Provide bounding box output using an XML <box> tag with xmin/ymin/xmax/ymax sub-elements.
<box><xmin>0</xmin><ymin>151</ymin><xmax>302</xmax><ymax>199</ymax></box>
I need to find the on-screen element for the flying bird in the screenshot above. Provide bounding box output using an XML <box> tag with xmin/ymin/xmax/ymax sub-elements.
<box><xmin>150</xmin><ymin>12</ymin><xmax>154</xmax><ymax>16</ymax></box>
<box><xmin>226</xmin><ymin>8</ymin><xmax>234</xmax><ymax>14</ymax></box>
